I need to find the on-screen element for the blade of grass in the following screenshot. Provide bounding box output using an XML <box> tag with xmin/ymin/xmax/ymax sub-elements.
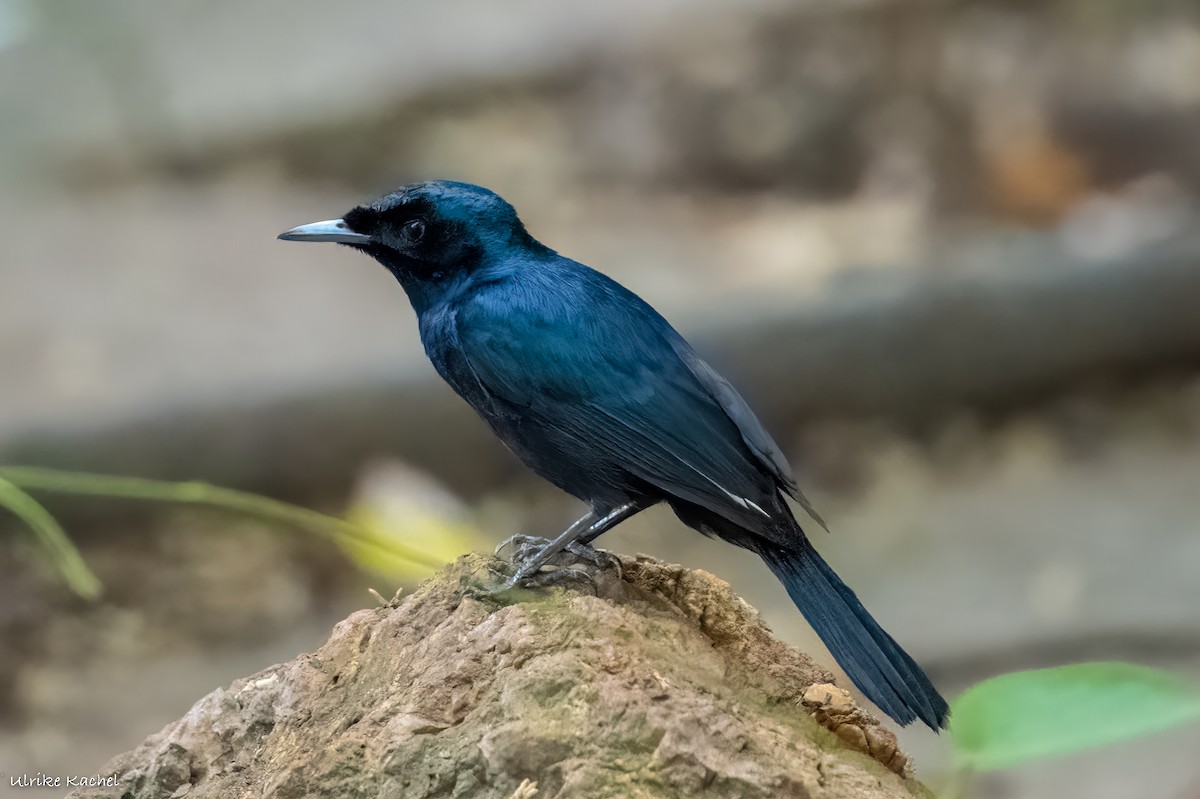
<box><xmin>0</xmin><ymin>466</ymin><xmax>444</xmax><ymax>571</ymax></box>
<box><xmin>0</xmin><ymin>476</ymin><xmax>103</xmax><ymax>599</ymax></box>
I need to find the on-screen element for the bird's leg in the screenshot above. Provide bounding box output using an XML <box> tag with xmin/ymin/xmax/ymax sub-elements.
<box><xmin>494</xmin><ymin>510</ymin><xmax>599</xmax><ymax>565</ymax></box>
<box><xmin>577</xmin><ymin>517</ymin><xmax>621</xmax><ymax>547</ymax></box>
<box><xmin>500</xmin><ymin>511</ymin><xmax>598</xmax><ymax>582</ymax></box>
<box><xmin>563</xmin><ymin>501</ymin><xmax>653</xmax><ymax>577</ymax></box>
<box><xmin>488</xmin><ymin>517</ymin><xmax>595</xmax><ymax>587</ymax></box>
<box><xmin>506</xmin><ymin>502</ymin><xmax>644</xmax><ymax>587</ymax></box>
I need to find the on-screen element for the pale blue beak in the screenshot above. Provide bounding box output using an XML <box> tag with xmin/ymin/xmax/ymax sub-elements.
<box><xmin>278</xmin><ymin>218</ymin><xmax>371</xmax><ymax>244</ymax></box>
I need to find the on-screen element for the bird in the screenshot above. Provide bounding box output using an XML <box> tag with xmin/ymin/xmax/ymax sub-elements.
<box><xmin>279</xmin><ymin>180</ymin><xmax>950</xmax><ymax>730</ymax></box>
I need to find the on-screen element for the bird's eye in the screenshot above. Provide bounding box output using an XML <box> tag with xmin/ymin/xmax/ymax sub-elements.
<box><xmin>403</xmin><ymin>218</ymin><xmax>426</xmax><ymax>243</ymax></box>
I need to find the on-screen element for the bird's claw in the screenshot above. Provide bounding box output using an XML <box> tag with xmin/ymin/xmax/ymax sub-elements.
<box><xmin>514</xmin><ymin>566</ymin><xmax>598</xmax><ymax>593</ymax></box>
<box><xmin>494</xmin><ymin>533</ymin><xmax>622</xmax><ymax>585</ymax></box>
<box><xmin>467</xmin><ymin>559</ymin><xmax>594</xmax><ymax>601</ymax></box>
<box><xmin>563</xmin><ymin>541</ymin><xmax>623</xmax><ymax>579</ymax></box>
<box><xmin>494</xmin><ymin>533</ymin><xmax>544</xmax><ymax>556</ymax></box>
<box><xmin>495</xmin><ymin>534</ymin><xmax>555</xmax><ymax>566</ymax></box>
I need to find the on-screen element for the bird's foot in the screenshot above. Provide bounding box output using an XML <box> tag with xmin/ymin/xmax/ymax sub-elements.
<box><xmin>563</xmin><ymin>542</ymin><xmax>623</xmax><ymax>581</ymax></box>
<box><xmin>518</xmin><ymin>566</ymin><xmax>599</xmax><ymax>593</ymax></box>
<box><xmin>494</xmin><ymin>534</ymin><xmax>622</xmax><ymax>587</ymax></box>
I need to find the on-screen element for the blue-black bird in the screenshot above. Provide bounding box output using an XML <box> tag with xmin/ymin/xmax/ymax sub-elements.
<box><xmin>280</xmin><ymin>181</ymin><xmax>949</xmax><ymax>730</ymax></box>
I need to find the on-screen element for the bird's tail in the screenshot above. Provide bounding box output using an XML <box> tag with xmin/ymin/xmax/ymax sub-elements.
<box><xmin>759</xmin><ymin>541</ymin><xmax>950</xmax><ymax>730</ymax></box>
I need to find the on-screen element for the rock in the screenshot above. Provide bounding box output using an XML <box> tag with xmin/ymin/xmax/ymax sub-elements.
<box><xmin>70</xmin><ymin>553</ymin><xmax>930</xmax><ymax>799</ymax></box>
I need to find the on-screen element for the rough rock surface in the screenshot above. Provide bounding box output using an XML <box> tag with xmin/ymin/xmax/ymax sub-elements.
<box><xmin>71</xmin><ymin>553</ymin><xmax>930</xmax><ymax>799</ymax></box>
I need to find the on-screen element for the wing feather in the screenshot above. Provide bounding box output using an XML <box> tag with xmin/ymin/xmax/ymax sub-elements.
<box><xmin>453</xmin><ymin>276</ymin><xmax>775</xmax><ymax>530</ymax></box>
<box><xmin>673</xmin><ymin>343</ymin><xmax>828</xmax><ymax>531</ymax></box>
<box><xmin>451</xmin><ymin>264</ymin><xmax>823</xmax><ymax>534</ymax></box>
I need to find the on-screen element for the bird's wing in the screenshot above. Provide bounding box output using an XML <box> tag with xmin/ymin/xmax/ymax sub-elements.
<box><xmin>453</xmin><ymin>273</ymin><xmax>795</xmax><ymax>533</ymax></box>
<box><xmin>672</xmin><ymin>344</ymin><xmax>828</xmax><ymax>531</ymax></box>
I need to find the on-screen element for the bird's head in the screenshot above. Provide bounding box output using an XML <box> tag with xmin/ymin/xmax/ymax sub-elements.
<box><xmin>279</xmin><ymin>181</ymin><xmax>544</xmax><ymax>299</ymax></box>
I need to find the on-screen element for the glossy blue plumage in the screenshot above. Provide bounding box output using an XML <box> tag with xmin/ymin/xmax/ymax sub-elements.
<box><xmin>287</xmin><ymin>181</ymin><xmax>949</xmax><ymax>730</ymax></box>
<box><xmin>431</xmin><ymin>253</ymin><xmax>796</xmax><ymax>526</ymax></box>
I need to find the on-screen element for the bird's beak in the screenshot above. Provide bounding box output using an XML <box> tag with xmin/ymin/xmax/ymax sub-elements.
<box><xmin>277</xmin><ymin>218</ymin><xmax>372</xmax><ymax>244</ymax></box>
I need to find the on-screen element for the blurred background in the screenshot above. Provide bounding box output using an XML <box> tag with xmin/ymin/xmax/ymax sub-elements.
<box><xmin>2</xmin><ymin>0</ymin><xmax>1199</xmax><ymax>796</ymax></box>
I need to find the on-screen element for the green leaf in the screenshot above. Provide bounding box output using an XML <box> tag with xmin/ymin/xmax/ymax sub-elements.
<box><xmin>951</xmin><ymin>662</ymin><xmax>1200</xmax><ymax>771</ymax></box>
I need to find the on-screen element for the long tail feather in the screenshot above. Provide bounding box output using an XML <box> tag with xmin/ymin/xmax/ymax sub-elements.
<box><xmin>760</xmin><ymin>541</ymin><xmax>949</xmax><ymax>730</ymax></box>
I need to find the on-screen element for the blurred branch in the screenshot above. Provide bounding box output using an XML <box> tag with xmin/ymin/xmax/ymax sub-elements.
<box><xmin>726</xmin><ymin>233</ymin><xmax>1200</xmax><ymax>424</ymax></box>
<box><xmin>4</xmin><ymin>232</ymin><xmax>1200</xmax><ymax>502</ymax></box>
